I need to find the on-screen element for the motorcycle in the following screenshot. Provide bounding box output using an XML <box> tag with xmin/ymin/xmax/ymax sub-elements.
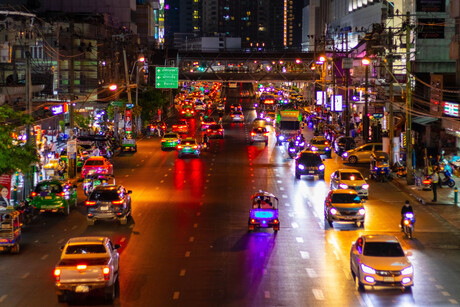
<box><xmin>395</xmin><ymin>160</ymin><xmax>407</xmax><ymax>178</ymax></box>
<box><xmin>16</xmin><ymin>198</ymin><xmax>34</xmax><ymax>225</ymax></box>
<box><xmin>422</xmin><ymin>176</ymin><xmax>432</xmax><ymax>191</ymax></box>
<box><xmin>439</xmin><ymin>168</ymin><xmax>456</xmax><ymax>188</ymax></box>
<box><xmin>402</xmin><ymin>212</ymin><xmax>415</xmax><ymax>239</ymax></box>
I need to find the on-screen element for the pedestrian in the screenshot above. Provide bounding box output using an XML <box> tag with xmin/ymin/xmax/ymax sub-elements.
<box><xmin>431</xmin><ymin>167</ymin><xmax>439</xmax><ymax>202</ymax></box>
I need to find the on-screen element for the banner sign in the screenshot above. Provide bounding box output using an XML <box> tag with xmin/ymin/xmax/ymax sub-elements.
<box><xmin>416</xmin><ymin>0</ymin><xmax>445</xmax><ymax>12</ymax></box>
<box><xmin>332</xmin><ymin>95</ymin><xmax>343</xmax><ymax>112</ymax></box>
<box><xmin>125</xmin><ymin>109</ymin><xmax>132</xmax><ymax>132</ymax></box>
<box><xmin>443</xmin><ymin>102</ymin><xmax>459</xmax><ymax>117</ymax></box>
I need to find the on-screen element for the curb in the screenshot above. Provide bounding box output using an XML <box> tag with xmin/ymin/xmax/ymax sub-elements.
<box><xmin>390</xmin><ymin>178</ymin><xmax>453</xmax><ymax>206</ymax></box>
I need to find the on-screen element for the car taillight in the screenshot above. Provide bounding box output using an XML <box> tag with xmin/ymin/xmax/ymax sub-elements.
<box><xmin>31</xmin><ymin>192</ymin><xmax>37</xmax><ymax>197</ymax></box>
<box><xmin>219</xmin><ymin>129</ymin><xmax>223</xmax><ymax>132</ymax></box>
<box><xmin>192</xmin><ymin>145</ymin><xmax>198</xmax><ymax>149</ymax></box>
<box><xmin>85</xmin><ymin>201</ymin><xmax>96</xmax><ymax>206</ymax></box>
<box><xmin>177</xmin><ymin>145</ymin><xmax>183</xmax><ymax>149</ymax></box>
<box><xmin>325</xmin><ymin>141</ymin><xmax>329</xmax><ymax>145</ymax></box>
<box><xmin>161</xmin><ymin>139</ymin><xmax>166</xmax><ymax>142</ymax></box>
<box><xmin>191</xmin><ymin>111</ymin><xmax>195</xmax><ymax>114</ymax></box>
<box><xmin>77</xmin><ymin>264</ymin><xmax>87</xmax><ymax>270</ymax></box>
<box><xmin>59</xmin><ymin>192</ymin><xmax>65</xmax><ymax>197</ymax></box>
<box><xmin>112</xmin><ymin>200</ymin><xmax>124</xmax><ymax>205</ymax></box>
<box><xmin>231</xmin><ymin>114</ymin><xmax>234</xmax><ymax>117</ymax></box>
<box><xmin>250</xmin><ymin>132</ymin><xmax>256</xmax><ymax>136</ymax></box>
<box><xmin>207</xmin><ymin>129</ymin><xmax>211</xmax><ymax>132</ymax></box>
<box><xmin>423</xmin><ymin>179</ymin><xmax>431</xmax><ymax>184</ymax></box>
<box><xmin>102</xmin><ymin>267</ymin><xmax>110</xmax><ymax>280</ymax></box>
<box><xmin>181</xmin><ymin>111</ymin><xmax>185</xmax><ymax>114</ymax></box>
<box><xmin>201</xmin><ymin>122</ymin><xmax>205</xmax><ymax>125</ymax></box>
<box><xmin>53</xmin><ymin>269</ymin><xmax>61</xmax><ymax>281</ymax></box>
<box><xmin>273</xmin><ymin>219</ymin><xmax>279</xmax><ymax>224</ymax></box>
<box><xmin>263</xmin><ymin>132</ymin><xmax>269</xmax><ymax>136</ymax></box>
<box><xmin>250</xmin><ymin>219</ymin><xmax>256</xmax><ymax>224</ymax></box>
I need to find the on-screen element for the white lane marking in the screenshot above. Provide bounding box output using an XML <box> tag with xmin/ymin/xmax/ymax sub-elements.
<box><xmin>179</xmin><ymin>269</ymin><xmax>186</xmax><ymax>276</ymax></box>
<box><xmin>277</xmin><ymin>180</ymin><xmax>282</xmax><ymax>183</ymax></box>
<box><xmin>22</xmin><ymin>272</ymin><xmax>30</xmax><ymax>279</ymax></box>
<box><xmin>210</xmin><ymin>168</ymin><xmax>213</xmax><ymax>171</ymax></box>
<box><xmin>185</xmin><ymin>251</ymin><xmax>191</xmax><ymax>257</ymax></box>
<box><xmin>300</xmin><ymin>251</ymin><xmax>310</xmax><ymax>259</ymax></box>
<box><xmin>442</xmin><ymin>292</ymin><xmax>451</xmax><ymax>297</ymax></box>
<box><xmin>206</xmin><ymin>179</ymin><xmax>210</xmax><ymax>183</ymax></box>
<box><xmin>251</xmin><ymin>180</ymin><xmax>255</xmax><ymax>182</ymax></box>
<box><xmin>120</xmin><ymin>237</ymin><xmax>126</xmax><ymax>243</ymax></box>
<box><xmin>208</xmin><ymin>174</ymin><xmax>211</xmax><ymax>176</ymax></box>
<box><xmin>312</xmin><ymin>289</ymin><xmax>324</xmax><ymax>300</ymax></box>
<box><xmin>160</xmin><ymin>180</ymin><xmax>164</xmax><ymax>183</ymax></box>
<box><xmin>193</xmin><ymin>223</ymin><xmax>198</xmax><ymax>228</ymax></box>
<box><xmin>141</xmin><ymin>160</ymin><xmax>145</xmax><ymax>162</ymax></box>
<box><xmin>155</xmin><ymin>187</ymin><xmax>159</xmax><ymax>190</ymax></box>
<box><xmin>41</xmin><ymin>254</ymin><xmax>48</xmax><ymax>260</ymax></box>
<box><xmin>173</xmin><ymin>292</ymin><xmax>180</xmax><ymax>299</ymax></box>
<box><xmin>291</xmin><ymin>222</ymin><xmax>298</xmax><ymax>228</ymax></box>
<box><xmin>136</xmin><ymin>164</ymin><xmax>140</xmax><ymax>167</ymax></box>
<box><xmin>435</xmin><ymin>285</ymin><xmax>444</xmax><ymax>289</ymax></box>
<box><xmin>189</xmin><ymin>237</ymin><xmax>194</xmax><ymax>242</ymax></box>
<box><xmin>449</xmin><ymin>299</ymin><xmax>458</xmax><ymax>304</ymax></box>
<box><xmin>429</xmin><ymin>277</ymin><xmax>437</xmax><ymax>282</ymax></box>
<box><xmin>354</xmin><ymin>292</ymin><xmax>366</xmax><ymax>307</ymax></box>
<box><xmin>164</xmin><ymin>174</ymin><xmax>168</xmax><ymax>177</ymax></box>
<box><xmin>285</xmin><ymin>203</ymin><xmax>290</xmax><ymax>207</ymax></box>
<box><xmin>313</xmin><ymin>211</ymin><xmax>317</xmax><ymax>218</ymax></box>
<box><xmin>296</xmin><ymin>237</ymin><xmax>304</xmax><ymax>243</ymax></box>
<box><xmin>333</xmin><ymin>250</ymin><xmax>340</xmax><ymax>260</ymax></box>
<box><xmin>0</xmin><ymin>295</ymin><xmax>7</xmax><ymax>303</ymax></box>
<box><xmin>264</xmin><ymin>291</ymin><xmax>270</xmax><ymax>299</ymax></box>
<box><xmin>288</xmin><ymin>213</ymin><xmax>295</xmax><ymax>217</ymax></box>
<box><xmin>275</xmin><ymin>174</ymin><xmax>280</xmax><ymax>177</ymax></box>
<box><xmin>282</xmin><ymin>195</ymin><xmax>287</xmax><ymax>199</ymax></box>
<box><xmin>306</xmin><ymin>268</ymin><xmax>317</xmax><ymax>278</ymax></box>
<box><xmin>131</xmin><ymin>169</ymin><xmax>135</xmax><ymax>172</ymax></box>
<box><xmin>125</xmin><ymin>175</ymin><xmax>129</xmax><ymax>177</ymax></box>
<box><xmin>71</xmin><ymin>225</ymin><xmax>77</xmax><ymax>230</ymax></box>
<box><xmin>279</xmin><ymin>187</ymin><xmax>284</xmax><ymax>191</ymax></box>
<box><xmin>168</xmin><ymin>168</ymin><xmax>172</xmax><ymax>171</ymax></box>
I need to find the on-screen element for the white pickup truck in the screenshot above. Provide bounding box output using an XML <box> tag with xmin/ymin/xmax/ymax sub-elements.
<box><xmin>53</xmin><ymin>236</ymin><xmax>120</xmax><ymax>303</ymax></box>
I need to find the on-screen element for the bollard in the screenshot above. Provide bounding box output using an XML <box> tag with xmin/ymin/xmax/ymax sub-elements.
<box><xmin>455</xmin><ymin>187</ymin><xmax>458</xmax><ymax>206</ymax></box>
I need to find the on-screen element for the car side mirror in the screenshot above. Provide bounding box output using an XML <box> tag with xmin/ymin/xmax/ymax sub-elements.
<box><xmin>128</xmin><ymin>190</ymin><xmax>132</xmax><ymax>194</ymax></box>
<box><xmin>405</xmin><ymin>250</ymin><xmax>413</xmax><ymax>256</ymax></box>
<box><xmin>114</xmin><ymin>244</ymin><xmax>121</xmax><ymax>250</ymax></box>
<box><xmin>365</xmin><ymin>177</ymin><xmax>368</xmax><ymax>180</ymax></box>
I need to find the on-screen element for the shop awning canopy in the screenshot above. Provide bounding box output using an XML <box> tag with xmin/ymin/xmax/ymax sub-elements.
<box><xmin>412</xmin><ymin>116</ymin><xmax>438</xmax><ymax>126</ymax></box>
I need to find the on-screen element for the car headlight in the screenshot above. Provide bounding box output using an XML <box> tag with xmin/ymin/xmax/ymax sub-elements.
<box><xmin>401</xmin><ymin>266</ymin><xmax>413</xmax><ymax>275</ymax></box>
<box><xmin>266</xmin><ymin>118</ymin><xmax>271</xmax><ymax>122</ymax></box>
<box><xmin>358</xmin><ymin>208</ymin><xmax>366</xmax><ymax>215</ymax></box>
<box><xmin>298</xmin><ymin>164</ymin><xmax>305</xmax><ymax>170</ymax></box>
<box><xmin>361</xmin><ymin>264</ymin><xmax>376</xmax><ymax>274</ymax></box>
<box><xmin>362</xmin><ymin>184</ymin><xmax>369</xmax><ymax>190</ymax></box>
<box><xmin>325</xmin><ymin>147</ymin><xmax>330</xmax><ymax>151</ymax></box>
<box><xmin>318</xmin><ymin>164</ymin><xmax>325</xmax><ymax>171</ymax></box>
<box><xmin>330</xmin><ymin>208</ymin><xmax>337</xmax><ymax>215</ymax></box>
<box><xmin>311</xmin><ymin>146</ymin><xmax>318</xmax><ymax>151</ymax></box>
<box><xmin>279</xmin><ymin>135</ymin><xmax>285</xmax><ymax>141</ymax></box>
<box><xmin>343</xmin><ymin>152</ymin><xmax>348</xmax><ymax>158</ymax></box>
<box><xmin>339</xmin><ymin>183</ymin><xmax>348</xmax><ymax>189</ymax></box>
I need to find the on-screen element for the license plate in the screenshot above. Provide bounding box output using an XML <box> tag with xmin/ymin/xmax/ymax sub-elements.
<box><xmin>75</xmin><ymin>285</ymin><xmax>90</xmax><ymax>293</ymax></box>
<box><xmin>0</xmin><ymin>239</ymin><xmax>8</xmax><ymax>243</ymax></box>
<box><xmin>45</xmin><ymin>196</ymin><xmax>52</xmax><ymax>199</ymax></box>
<box><xmin>309</xmin><ymin>171</ymin><xmax>315</xmax><ymax>174</ymax></box>
<box><xmin>100</xmin><ymin>206</ymin><xmax>108</xmax><ymax>211</ymax></box>
<box><xmin>383</xmin><ymin>277</ymin><xmax>395</xmax><ymax>282</ymax></box>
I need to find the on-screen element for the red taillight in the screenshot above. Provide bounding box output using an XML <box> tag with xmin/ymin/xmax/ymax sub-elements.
<box><xmin>231</xmin><ymin>114</ymin><xmax>234</xmax><ymax>117</ymax></box>
<box><xmin>112</xmin><ymin>200</ymin><xmax>123</xmax><ymax>205</ymax></box>
<box><xmin>85</xmin><ymin>201</ymin><xmax>96</xmax><ymax>206</ymax></box>
<box><xmin>59</xmin><ymin>192</ymin><xmax>65</xmax><ymax>197</ymax></box>
<box><xmin>219</xmin><ymin>129</ymin><xmax>223</xmax><ymax>132</ymax></box>
<box><xmin>273</xmin><ymin>219</ymin><xmax>279</xmax><ymax>224</ymax></box>
<box><xmin>53</xmin><ymin>268</ymin><xmax>61</xmax><ymax>281</ymax></box>
<box><xmin>192</xmin><ymin>145</ymin><xmax>198</xmax><ymax>149</ymax></box>
<box><xmin>250</xmin><ymin>132</ymin><xmax>256</xmax><ymax>136</ymax></box>
<box><xmin>325</xmin><ymin>141</ymin><xmax>329</xmax><ymax>145</ymax></box>
<box><xmin>191</xmin><ymin>111</ymin><xmax>195</xmax><ymax>114</ymax></box>
<box><xmin>201</xmin><ymin>121</ymin><xmax>205</xmax><ymax>125</ymax></box>
<box><xmin>404</xmin><ymin>220</ymin><xmax>410</xmax><ymax>225</ymax></box>
<box><xmin>250</xmin><ymin>219</ymin><xmax>256</xmax><ymax>224</ymax></box>
<box><xmin>423</xmin><ymin>180</ymin><xmax>431</xmax><ymax>184</ymax></box>
<box><xmin>177</xmin><ymin>145</ymin><xmax>183</xmax><ymax>149</ymax></box>
<box><xmin>77</xmin><ymin>264</ymin><xmax>87</xmax><ymax>270</ymax></box>
<box><xmin>31</xmin><ymin>192</ymin><xmax>37</xmax><ymax>197</ymax></box>
<box><xmin>181</xmin><ymin>111</ymin><xmax>185</xmax><ymax>114</ymax></box>
<box><xmin>161</xmin><ymin>139</ymin><xmax>166</xmax><ymax>142</ymax></box>
<box><xmin>102</xmin><ymin>267</ymin><xmax>110</xmax><ymax>280</ymax></box>
<box><xmin>207</xmin><ymin>129</ymin><xmax>211</xmax><ymax>132</ymax></box>
<box><xmin>263</xmin><ymin>132</ymin><xmax>269</xmax><ymax>136</ymax></box>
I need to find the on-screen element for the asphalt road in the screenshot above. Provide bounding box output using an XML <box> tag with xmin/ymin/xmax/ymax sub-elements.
<box><xmin>2</xmin><ymin>91</ymin><xmax>460</xmax><ymax>307</ymax></box>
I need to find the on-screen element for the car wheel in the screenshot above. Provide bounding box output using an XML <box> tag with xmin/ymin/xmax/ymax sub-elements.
<box><xmin>328</xmin><ymin>219</ymin><xmax>333</xmax><ymax>227</ymax></box>
<box><xmin>348</xmin><ymin>156</ymin><xmax>358</xmax><ymax>164</ymax></box>
<box><xmin>11</xmin><ymin>243</ymin><xmax>20</xmax><ymax>254</ymax></box>
<box><xmin>319</xmin><ymin>174</ymin><xmax>325</xmax><ymax>180</ymax></box>
<box><xmin>356</xmin><ymin>274</ymin><xmax>365</xmax><ymax>292</ymax></box>
<box><xmin>134</xmin><ymin>146</ymin><xmax>137</xmax><ymax>152</ymax></box>
<box><xmin>57</xmin><ymin>294</ymin><xmax>67</xmax><ymax>303</ymax></box>
<box><xmin>265</xmin><ymin>141</ymin><xmax>268</xmax><ymax>146</ymax></box>
<box><xmin>403</xmin><ymin>286</ymin><xmax>412</xmax><ymax>293</ymax></box>
<box><xmin>104</xmin><ymin>283</ymin><xmax>116</xmax><ymax>303</ymax></box>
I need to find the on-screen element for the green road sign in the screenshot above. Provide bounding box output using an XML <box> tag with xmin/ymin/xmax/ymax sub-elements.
<box><xmin>110</xmin><ymin>101</ymin><xmax>123</xmax><ymax>107</ymax></box>
<box><xmin>155</xmin><ymin>67</ymin><xmax>178</xmax><ymax>89</ymax></box>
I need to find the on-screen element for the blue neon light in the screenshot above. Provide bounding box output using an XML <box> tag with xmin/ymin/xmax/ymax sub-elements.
<box><xmin>254</xmin><ymin>211</ymin><xmax>275</xmax><ymax>218</ymax></box>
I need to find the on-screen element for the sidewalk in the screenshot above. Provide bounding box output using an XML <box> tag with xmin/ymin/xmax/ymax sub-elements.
<box><xmin>391</xmin><ymin>171</ymin><xmax>460</xmax><ymax>231</ymax></box>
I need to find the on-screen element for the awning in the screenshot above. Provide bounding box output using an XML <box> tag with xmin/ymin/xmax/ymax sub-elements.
<box><xmin>412</xmin><ymin>116</ymin><xmax>439</xmax><ymax>126</ymax></box>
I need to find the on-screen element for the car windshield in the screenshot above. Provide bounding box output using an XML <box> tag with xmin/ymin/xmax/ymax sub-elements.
<box><xmin>183</xmin><ymin>140</ymin><xmax>196</xmax><ymax>145</ymax></box>
<box><xmin>35</xmin><ymin>183</ymin><xmax>63</xmax><ymax>194</ymax></box>
<box><xmin>279</xmin><ymin>121</ymin><xmax>300</xmax><ymax>130</ymax></box>
<box><xmin>311</xmin><ymin>139</ymin><xmax>327</xmax><ymax>145</ymax></box>
<box><xmin>331</xmin><ymin>194</ymin><xmax>361</xmax><ymax>203</ymax></box>
<box><xmin>299</xmin><ymin>153</ymin><xmax>322</xmax><ymax>166</ymax></box>
<box><xmin>363</xmin><ymin>242</ymin><xmax>405</xmax><ymax>257</ymax></box>
<box><xmin>65</xmin><ymin>244</ymin><xmax>106</xmax><ymax>254</ymax></box>
<box><xmin>85</xmin><ymin>160</ymin><xmax>104</xmax><ymax>166</ymax></box>
<box><xmin>204</xmin><ymin>118</ymin><xmax>215</xmax><ymax>123</ymax></box>
<box><xmin>164</xmin><ymin>133</ymin><xmax>178</xmax><ymax>138</ymax></box>
<box><xmin>208</xmin><ymin>124</ymin><xmax>221</xmax><ymax>130</ymax></box>
<box><xmin>253</xmin><ymin>127</ymin><xmax>266</xmax><ymax>133</ymax></box>
<box><xmin>340</xmin><ymin>172</ymin><xmax>363</xmax><ymax>180</ymax></box>
<box><xmin>89</xmin><ymin>190</ymin><xmax>119</xmax><ymax>201</ymax></box>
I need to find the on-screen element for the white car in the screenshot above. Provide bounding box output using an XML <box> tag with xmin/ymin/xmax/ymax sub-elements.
<box><xmin>350</xmin><ymin>235</ymin><xmax>413</xmax><ymax>292</ymax></box>
<box><xmin>330</xmin><ymin>169</ymin><xmax>369</xmax><ymax>199</ymax></box>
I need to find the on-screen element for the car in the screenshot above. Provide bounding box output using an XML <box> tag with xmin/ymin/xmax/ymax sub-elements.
<box><xmin>330</xmin><ymin>169</ymin><xmax>369</xmax><ymax>199</ymax></box>
<box><xmin>161</xmin><ymin>132</ymin><xmax>181</xmax><ymax>150</ymax></box>
<box><xmin>180</xmin><ymin>105</ymin><xmax>195</xmax><ymax>118</ymax></box>
<box><xmin>334</xmin><ymin>136</ymin><xmax>356</xmax><ymax>156</ymax></box>
<box><xmin>250</xmin><ymin>127</ymin><xmax>269</xmax><ymax>146</ymax></box>
<box><xmin>294</xmin><ymin>151</ymin><xmax>325</xmax><ymax>180</ymax></box>
<box><xmin>30</xmin><ymin>179</ymin><xmax>77</xmax><ymax>215</ymax></box>
<box><xmin>53</xmin><ymin>236</ymin><xmax>120</xmax><ymax>303</ymax></box>
<box><xmin>306</xmin><ymin>136</ymin><xmax>332</xmax><ymax>158</ymax></box>
<box><xmin>195</xmin><ymin>100</ymin><xmax>206</xmax><ymax>111</ymax></box>
<box><xmin>172</xmin><ymin>119</ymin><xmax>189</xmax><ymax>134</ymax></box>
<box><xmin>177</xmin><ymin>137</ymin><xmax>201</xmax><ymax>158</ymax></box>
<box><xmin>252</xmin><ymin>118</ymin><xmax>267</xmax><ymax>129</ymax></box>
<box><xmin>149</xmin><ymin>121</ymin><xmax>167</xmax><ymax>132</ymax></box>
<box><xmin>342</xmin><ymin>143</ymin><xmax>383</xmax><ymax>164</ymax></box>
<box><xmin>265</xmin><ymin>112</ymin><xmax>276</xmax><ymax>125</ymax></box>
<box><xmin>85</xmin><ymin>185</ymin><xmax>132</xmax><ymax>225</ymax></box>
<box><xmin>217</xmin><ymin>102</ymin><xmax>225</xmax><ymax>111</ymax></box>
<box><xmin>324</xmin><ymin>189</ymin><xmax>365</xmax><ymax>228</ymax></box>
<box><xmin>230</xmin><ymin>103</ymin><xmax>242</xmax><ymax>112</ymax></box>
<box><xmin>207</xmin><ymin>124</ymin><xmax>224</xmax><ymax>139</ymax></box>
<box><xmin>201</xmin><ymin>117</ymin><xmax>217</xmax><ymax>131</ymax></box>
<box><xmin>230</xmin><ymin>111</ymin><xmax>244</xmax><ymax>122</ymax></box>
<box><xmin>81</xmin><ymin>156</ymin><xmax>113</xmax><ymax>179</ymax></box>
<box><xmin>350</xmin><ymin>235</ymin><xmax>413</xmax><ymax>291</ymax></box>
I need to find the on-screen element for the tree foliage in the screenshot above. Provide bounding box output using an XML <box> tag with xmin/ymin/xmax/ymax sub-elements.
<box><xmin>75</xmin><ymin>113</ymin><xmax>92</xmax><ymax>131</ymax></box>
<box><xmin>0</xmin><ymin>105</ymin><xmax>38</xmax><ymax>174</ymax></box>
<box><xmin>137</xmin><ymin>86</ymin><xmax>169</xmax><ymax>122</ymax></box>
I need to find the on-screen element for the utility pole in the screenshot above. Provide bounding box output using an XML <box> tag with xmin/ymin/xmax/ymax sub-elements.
<box><xmin>388</xmin><ymin>27</ymin><xmax>395</xmax><ymax>165</ymax></box>
<box><xmin>405</xmin><ymin>12</ymin><xmax>414</xmax><ymax>185</ymax></box>
<box><xmin>363</xmin><ymin>60</ymin><xmax>369</xmax><ymax>143</ymax></box>
<box><xmin>25</xmin><ymin>51</ymin><xmax>32</xmax><ymax>195</ymax></box>
<box><xmin>344</xmin><ymin>30</ymin><xmax>350</xmax><ymax>137</ymax></box>
<box><xmin>123</xmin><ymin>47</ymin><xmax>133</xmax><ymax>107</ymax></box>
<box><xmin>68</xmin><ymin>20</ymin><xmax>76</xmax><ymax>179</ymax></box>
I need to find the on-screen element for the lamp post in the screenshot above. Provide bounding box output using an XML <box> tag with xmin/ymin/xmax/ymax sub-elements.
<box><xmin>318</xmin><ymin>55</ymin><xmax>326</xmax><ymax>117</ymax></box>
<box><xmin>362</xmin><ymin>58</ymin><xmax>370</xmax><ymax>143</ymax></box>
<box><xmin>134</xmin><ymin>55</ymin><xmax>145</xmax><ymax>135</ymax></box>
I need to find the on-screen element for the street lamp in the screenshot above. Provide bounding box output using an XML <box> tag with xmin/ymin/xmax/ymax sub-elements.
<box><xmin>361</xmin><ymin>58</ymin><xmax>370</xmax><ymax>143</ymax></box>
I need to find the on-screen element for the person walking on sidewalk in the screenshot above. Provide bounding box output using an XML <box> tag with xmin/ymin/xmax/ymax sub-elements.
<box><xmin>431</xmin><ymin>167</ymin><xmax>439</xmax><ymax>202</ymax></box>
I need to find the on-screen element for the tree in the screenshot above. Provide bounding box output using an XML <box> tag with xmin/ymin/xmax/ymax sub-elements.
<box><xmin>0</xmin><ymin>105</ymin><xmax>38</xmax><ymax>174</ymax></box>
<box><xmin>137</xmin><ymin>86</ymin><xmax>169</xmax><ymax>123</ymax></box>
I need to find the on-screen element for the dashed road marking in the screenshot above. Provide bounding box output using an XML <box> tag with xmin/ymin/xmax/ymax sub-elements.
<box><xmin>189</xmin><ymin>237</ymin><xmax>194</xmax><ymax>242</ymax></box>
<box><xmin>251</xmin><ymin>180</ymin><xmax>255</xmax><ymax>182</ymax></box>
<box><xmin>206</xmin><ymin>179</ymin><xmax>210</xmax><ymax>183</ymax></box>
<box><xmin>131</xmin><ymin>169</ymin><xmax>135</xmax><ymax>172</ymax></box>
<box><xmin>193</xmin><ymin>223</ymin><xmax>198</xmax><ymax>228</ymax></box>
<box><xmin>280</xmin><ymin>187</ymin><xmax>284</xmax><ymax>191</ymax></box>
<box><xmin>168</xmin><ymin>168</ymin><xmax>172</xmax><ymax>171</ymax></box>
<box><xmin>436</xmin><ymin>285</ymin><xmax>444</xmax><ymax>289</ymax></box>
<box><xmin>160</xmin><ymin>180</ymin><xmax>164</xmax><ymax>183</ymax></box>
<box><xmin>449</xmin><ymin>299</ymin><xmax>458</xmax><ymax>304</ymax></box>
<box><xmin>185</xmin><ymin>251</ymin><xmax>191</xmax><ymax>257</ymax></box>
<box><xmin>120</xmin><ymin>237</ymin><xmax>126</xmax><ymax>243</ymax></box>
<box><xmin>196</xmin><ymin>212</ymin><xmax>201</xmax><ymax>216</ymax></box>
<box><xmin>277</xmin><ymin>180</ymin><xmax>282</xmax><ymax>183</ymax></box>
<box><xmin>312</xmin><ymin>289</ymin><xmax>324</xmax><ymax>300</ymax></box>
<box><xmin>125</xmin><ymin>175</ymin><xmax>129</xmax><ymax>177</ymax></box>
<box><xmin>291</xmin><ymin>222</ymin><xmax>298</xmax><ymax>228</ymax></box>
<box><xmin>141</xmin><ymin>160</ymin><xmax>145</xmax><ymax>162</ymax></box>
<box><xmin>288</xmin><ymin>213</ymin><xmax>295</xmax><ymax>217</ymax></box>
<box><xmin>208</xmin><ymin>173</ymin><xmax>211</xmax><ymax>176</ymax></box>
<box><xmin>0</xmin><ymin>295</ymin><xmax>7</xmax><ymax>303</ymax></box>
<box><xmin>21</xmin><ymin>272</ymin><xmax>30</xmax><ymax>279</ymax></box>
<box><xmin>300</xmin><ymin>251</ymin><xmax>309</xmax><ymax>259</ymax></box>
<box><xmin>264</xmin><ymin>291</ymin><xmax>270</xmax><ymax>299</ymax></box>
<box><xmin>155</xmin><ymin>187</ymin><xmax>159</xmax><ymax>190</ymax></box>
<box><xmin>41</xmin><ymin>254</ymin><xmax>48</xmax><ymax>260</ymax></box>
<box><xmin>136</xmin><ymin>164</ymin><xmax>140</xmax><ymax>167</ymax></box>
<box><xmin>71</xmin><ymin>225</ymin><xmax>77</xmax><ymax>230</ymax></box>
<box><xmin>306</xmin><ymin>268</ymin><xmax>317</xmax><ymax>278</ymax></box>
<box><xmin>442</xmin><ymin>292</ymin><xmax>451</xmax><ymax>297</ymax></box>
<box><xmin>343</xmin><ymin>268</ymin><xmax>351</xmax><ymax>280</ymax></box>
<box><xmin>57</xmin><ymin>238</ymin><xmax>64</xmax><ymax>244</ymax></box>
<box><xmin>173</xmin><ymin>292</ymin><xmax>180</xmax><ymax>300</ymax></box>
<box><xmin>179</xmin><ymin>269</ymin><xmax>186</xmax><ymax>276</ymax></box>
<box><xmin>285</xmin><ymin>203</ymin><xmax>290</xmax><ymax>207</ymax></box>
<box><xmin>164</xmin><ymin>174</ymin><xmax>168</xmax><ymax>177</ymax></box>
<box><xmin>296</xmin><ymin>237</ymin><xmax>304</xmax><ymax>243</ymax></box>
<box><xmin>282</xmin><ymin>195</ymin><xmax>287</xmax><ymax>198</ymax></box>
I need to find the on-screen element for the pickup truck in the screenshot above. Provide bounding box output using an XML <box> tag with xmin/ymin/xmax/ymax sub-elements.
<box><xmin>53</xmin><ymin>236</ymin><xmax>120</xmax><ymax>303</ymax></box>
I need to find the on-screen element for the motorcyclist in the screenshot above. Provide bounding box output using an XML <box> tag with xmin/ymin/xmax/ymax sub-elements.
<box><xmin>401</xmin><ymin>200</ymin><xmax>414</xmax><ymax>230</ymax></box>
<box><xmin>218</xmin><ymin>111</ymin><xmax>224</xmax><ymax>124</ymax></box>
<box><xmin>203</xmin><ymin>133</ymin><xmax>209</xmax><ymax>148</ymax></box>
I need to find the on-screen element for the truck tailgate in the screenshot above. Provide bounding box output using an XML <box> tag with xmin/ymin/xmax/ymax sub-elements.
<box><xmin>58</xmin><ymin>258</ymin><xmax>108</xmax><ymax>283</ymax></box>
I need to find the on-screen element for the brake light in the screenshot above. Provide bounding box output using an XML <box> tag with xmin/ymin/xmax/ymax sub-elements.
<box><xmin>53</xmin><ymin>268</ymin><xmax>61</xmax><ymax>281</ymax></box>
<box><xmin>77</xmin><ymin>264</ymin><xmax>87</xmax><ymax>270</ymax></box>
<box><xmin>192</xmin><ymin>145</ymin><xmax>198</xmax><ymax>149</ymax></box>
<box><xmin>207</xmin><ymin>129</ymin><xmax>211</xmax><ymax>132</ymax></box>
<box><xmin>263</xmin><ymin>132</ymin><xmax>269</xmax><ymax>136</ymax></box>
<box><xmin>177</xmin><ymin>145</ymin><xmax>183</xmax><ymax>149</ymax></box>
<box><xmin>112</xmin><ymin>200</ymin><xmax>124</xmax><ymax>205</ymax></box>
<box><xmin>85</xmin><ymin>201</ymin><xmax>96</xmax><ymax>206</ymax></box>
<box><xmin>201</xmin><ymin>121</ymin><xmax>205</xmax><ymax>125</ymax></box>
<box><xmin>231</xmin><ymin>114</ymin><xmax>234</xmax><ymax>117</ymax></box>
<box><xmin>325</xmin><ymin>141</ymin><xmax>329</xmax><ymax>145</ymax></box>
<box><xmin>31</xmin><ymin>192</ymin><xmax>37</xmax><ymax>197</ymax></box>
<box><xmin>423</xmin><ymin>179</ymin><xmax>431</xmax><ymax>184</ymax></box>
<box><xmin>181</xmin><ymin>111</ymin><xmax>185</xmax><ymax>114</ymax></box>
<box><xmin>273</xmin><ymin>219</ymin><xmax>279</xmax><ymax>224</ymax></box>
<box><xmin>404</xmin><ymin>220</ymin><xmax>410</xmax><ymax>225</ymax></box>
<box><xmin>102</xmin><ymin>267</ymin><xmax>110</xmax><ymax>280</ymax></box>
<box><xmin>191</xmin><ymin>111</ymin><xmax>194</xmax><ymax>114</ymax></box>
<box><xmin>59</xmin><ymin>192</ymin><xmax>65</xmax><ymax>197</ymax></box>
<box><xmin>161</xmin><ymin>139</ymin><xmax>166</xmax><ymax>142</ymax></box>
<box><xmin>219</xmin><ymin>129</ymin><xmax>223</xmax><ymax>132</ymax></box>
<box><xmin>250</xmin><ymin>219</ymin><xmax>256</xmax><ymax>224</ymax></box>
<box><xmin>251</xmin><ymin>132</ymin><xmax>256</xmax><ymax>136</ymax></box>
